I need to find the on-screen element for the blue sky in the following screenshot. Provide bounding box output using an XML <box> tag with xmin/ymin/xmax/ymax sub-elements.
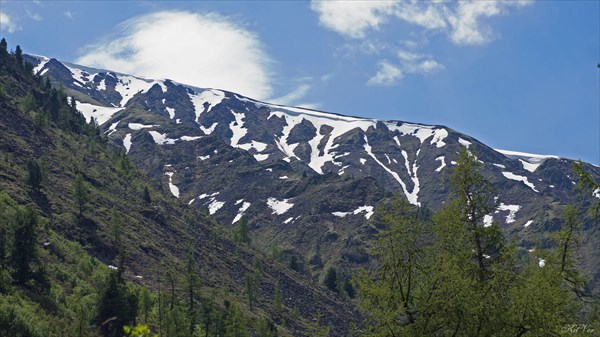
<box><xmin>1</xmin><ymin>0</ymin><xmax>598</xmax><ymax>165</ymax></box>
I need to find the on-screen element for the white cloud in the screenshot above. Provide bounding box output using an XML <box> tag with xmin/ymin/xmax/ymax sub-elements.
<box><xmin>367</xmin><ymin>60</ymin><xmax>403</xmax><ymax>86</ymax></box>
<box><xmin>368</xmin><ymin>51</ymin><xmax>443</xmax><ymax>86</ymax></box>
<box><xmin>394</xmin><ymin>2</ymin><xmax>447</xmax><ymax>31</ymax></box>
<box><xmin>311</xmin><ymin>0</ymin><xmax>533</xmax><ymax>46</ymax></box>
<box><xmin>76</xmin><ymin>11</ymin><xmax>273</xmax><ymax>99</ymax></box>
<box><xmin>310</xmin><ymin>1</ymin><xmax>397</xmax><ymax>39</ymax></box>
<box><xmin>64</xmin><ymin>11</ymin><xmax>74</xmax><ymax>19</ymax></box>
<box><xmin>0</xmin><ymin>11</ymin><xmax>19</xmax><ymax>33</ymax></box>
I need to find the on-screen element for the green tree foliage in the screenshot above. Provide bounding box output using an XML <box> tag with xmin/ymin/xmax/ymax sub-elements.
<box><xmin>307</xmin><ymin>311</ymin><xmax>329</xmax><ymax>337</ymax></box>
<box><xmin>224</xmin><ymin>303</ymin><xmax>248</xmax><ymax>337</ymax></box>
<box><xmin>26</xmin><ymin>159</ymin><xmax>44</xmax><ymax>192</ymax></box>
<box><xmin>245</xmin><ymin>272</ymin><xmax>257</xmax><ymax>312</ymax></box>
<box><xmin>138</xmin><ymin>288</ymin><xmax>153</xmax><ymax>324</ymax></box>
<box><xmin>256</xmin><ymin>317</ymin><xmax>276</xmax><ymax>337</ymax></box>
<box><xmin>15</xmin><ymin>45</ymin><xmax>23</xmax><ymax>67</ymax></box>
<box><xmin>234</xmin><ymin>216</ymin><xmax>250</xmax><ymax>244</ymax></box>
<box><xmin>97</xmin><ymin>272</ymin><xmax>138</xmax><ymax>337</ymax></box>
<box><xmin>143</xmin><ymin>186</ymin><xmax>151</xmax><ymax>205</ymax></box>
<box><xmin>574</xmin><ymin>160</ymin><xmax>600</xmax><ymax>221</ymax></box>
<box><xmin>323</xmin><ymin>267</ymin><xmax>338</xmax><ymax>293</ymax></box>
<box><xmin>11</xmin><ymin>206</ymin><xmax>46</xmax><ymax>287</ymax></box>
<box><xmin>273</xmin><ymin>282</ymin><xmax>283</xmax><ymax>315</ymax></box>
<box><xmin>356</xmin><ymin>148</ymin><xmax>582</xmax><ymax>336</ymax></box>
<box><xmin>0</xmin><ymin>38</ymin><xmax>7</xmax><ymax>55</ymax></box>
<box><xmin>18</xmin><ymin>91</ymin><xmax>36</xmax><ymax>113</ymax></box>
<box><xmin>73</xmin><ymin>173</ymin><xmax>90</xmax><ymax>215</ymax></box>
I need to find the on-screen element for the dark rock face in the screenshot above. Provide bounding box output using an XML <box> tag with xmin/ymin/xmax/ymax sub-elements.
<box><xmin>34</xmin><ymin>55</ymin><xmax>600</xmax><ymax>292</ymax></box>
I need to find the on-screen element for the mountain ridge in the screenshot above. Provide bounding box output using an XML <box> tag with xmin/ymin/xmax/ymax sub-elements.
<box><xmin>25</xmin><ymin>54</ymin><xmax>600</xmax><ymax>295</ymax></box>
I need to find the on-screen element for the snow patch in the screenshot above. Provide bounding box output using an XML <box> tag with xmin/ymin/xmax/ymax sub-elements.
<box><xmin>483</xmin><ymin>215</ymin><xmax>493</xmax><ymax>227</ymax></box>
<box><xmin>435</xmin><ymin>156</ymin><xmax>446</xmax><ymax>172</ymax></box>
<box><xmin>502</xmin><ymin>172</ymin><xmax>538</xmax><ymax>192</ymax></box>
<box><xmin>266</xmin><ymin>198</ymin><xmax>294</xmax><ymax>215</ymax></box>
<box><xmin>332</xmin><ymin>206</ymin><xmax>374</xmax><ymax>220</ymax></box>
<box><xmin>180</xmin><ymin>136</ymin><xmax>202</xmax><ymax>141</ymax></box>
<box><xmin>107</xmin><ymin>121</ymin><xmax>119</xmax><ymax>136</ymax></box>
<box><xmin>149</xmin><ymin>131</ymin><xmax>177</xmax><ymax>145</ymax></box>
<box><xmin>254</xmin><ymin>154</ymin><xmax>269</xmax><ymax>161</ymax></box>
<box><xmin>385</xmin><ymin>122</ymin><xmax>447</xmax><ymax>147</ymax></box>
<box><xmin>199</xmin><ymin>192</ymin><xmax>219</xmax><ymax>200</ymax></box>
<box><xmin>198</xmin><ymin>155</ymin><xmax>210</xmax><ymax>161</ymax></box>
<box><xmin>128</xmin><ymin>123</ymin><xmax>156</xmax><ymax>130</ymax></box>
<box><xmin>523</xmin><ymin>220</ymin><xmax>533</xmax><ymax>228</ymax></box>
<box><xmin>364</xmin><ymin>135</ymin><xmax>419</xmax><ymax>206</ymax></box>
<box><xmin>199</xmin><ymin>122</ymin><xmax>218</xmax><ymax>135</ymax></box>
<box><xmin>208</xmin><ymin>200</ymin><xmax>224</xmax><ymax>215</ymax></box>
<box><xmin>232</xmin><ymin>202</ymin><xmax>251</xmax><ymax>224</ymax></box>
<box><xmin>360</xmin><ymin>158</ymin><xmax>367</xmax><ymax>165</ymax></box>
<box><xmin>190</xmin><ymin>89</ymin><xmax>226</xmax><ymax>122</ymax></box>
<box><xmin>123</xmin><ymin>134</ymin><xmax>132</xmax><ymax>153</ymax></box>
<box><xmin>32</xmin><ymin>56</ymin><xmax>50</xmax><ymax>75</ymax></box>
<box><xmin>164</xmin><ymin>172</ymin><xmax>179</xmax><ymax>198</ymax></box>
<box><xmin>493</xmin><ymin>163</ymin><xmax>506</xmax><ymax>169</ymax></box>
<box><xmin>458</xmin><ymin>137</ymin><xmax>471</xmax><ymax>148</ymax></box>
<box><xmin>76</xmin><ymin>101</ymin><xmax>122</xmax><ymax>125</ymax></box>
<box><xmin>166</xmin><ymin>107</ymin><xmax>175</xmax><ymax>119</ymax></box>
<box><xmin>496</xmin><ymin>203</ymin><xmax>520</xmax><ymax>224</ymax></box>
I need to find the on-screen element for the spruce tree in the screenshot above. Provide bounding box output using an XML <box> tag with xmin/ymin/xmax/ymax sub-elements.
<box><xmin>143</xmin><ymin>185</ymin><xmax>151</xmax><ymax>205</ymax></box>
<box><xmin>0</xmin><ymin>38</ymin><xmax>7</xmax><ymax>54</ymax></box>
<box><xmin>26</xmin><ymin>159</ymin><xmax>42</xmax><ymax>192</ymax></box>
<box><xmin>73</xmin><ymin>173</ymin><xmax>89</xmax><ymax>215</ymax></box>
<box><xmin>15</xmin><ymin>45</ymin><xmax>23</xmax><ymax>67</ymax></box>
<box><xmin>323</xmin><ymin>267</ymin><xmax>338</xmax><ymax>293</ymax></box>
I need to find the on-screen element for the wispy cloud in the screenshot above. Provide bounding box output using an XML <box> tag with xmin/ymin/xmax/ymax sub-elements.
<box><xmin>0</xmin><ymin>11</ymin><xmax>19</xmax><ymax>33</ymax></box>
<box><xmin>312</xmin><ymin>0</ymin><xmax>531</xmax><ymax>86</ymax></box>
<box><xmin>76</xmin><ymin>11</ymin><xmax>273</xmax><ymax>100</ymax></box>
<box><xmin>368</xmin><ymin>60</ymin><xmax>403</xmax><ymax>86</ymax></box>
<box><xmin>26</xmin><ymin>10</ymin><xmax>42</xmax><ymax>21</ymax></box>
<box><xmin>311</xmin><ymin>0</ymin><xmax>532</xmax><ymax>46</ymax></box>
<box><xmin>271</xmin><ymin>74</ymin><xmax>333</xmax><ymax>109</ymax></box>
<box><xmin>64</xmin><ymin>11</ymin><xmax>74</xmax><ymax>19</ymax></box>
<box><xmin>368</xmin><ymin>50</ymin><xmax>443</xmax><ymax>86</ymax></box>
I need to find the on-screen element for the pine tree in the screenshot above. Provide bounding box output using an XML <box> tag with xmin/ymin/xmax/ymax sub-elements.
<box><xmin>273</xmin><ymin>282</ymin><xmax>283</xmax><ymax>315</ymax></box>
<box><xmin>26</xmin><ymin>159</ymin><xmax>43</xmax><ymax>192</ymax></box>
<box><xmin>11</xmin><ymin>207</ymin><xmax>40</xmax><ymax>285</ymax></box>
<box><xmin>142</xmin><ymin>185</ymin><xmax>151</xmax><ymax>205</ymax></box>
<box><xmin>245</xmin><ymin>272</ymin><xmax>257</xmax><ymax>311</ymax></box>
<box><xmin>0</xmin><ymin>38</ymin><xmax>7</xmax><ymax>55</ymax></box>
<box><xmin>323</xmin><ymin>267</ymin><xmax>338</xmax><ymax>293</ymax></box>
<box><xmin>73</xmin><ymin>173</ymin><xmax>89</xmax><ymax>216</ymax></box>
<box><xmin>224</xmin><ymin>303</ymin><xmax>248</xmax><ymax>337</ymax></box>
<box><xmin>97</xmin><ymin>272</ymin><xmax>138</xmax><ymax>337</ymax></box>
<box><xmin>234</xmin><ymin>216</ymin><xmax>250</xmax><ymax>244</ymax></box>
<box><xmin>307</xmin><ymin>311</ymin><xmax>329</xmax><ymax>337</ymax></box>
<box><xmin>138</xmin><ymin>287</ymin><xmax>153</xmax><ymax>324</ymax></box>
<box><xmin>15</xmin><ymin>45</ymin><xmax>23</xmax><ymax>67</ymax></box>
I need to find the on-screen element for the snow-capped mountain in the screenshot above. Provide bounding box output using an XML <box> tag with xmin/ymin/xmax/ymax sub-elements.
<box><xmin>27</xmin><ymin>54</ymin><xmax>600</xmax><ymax>288</ymax></box>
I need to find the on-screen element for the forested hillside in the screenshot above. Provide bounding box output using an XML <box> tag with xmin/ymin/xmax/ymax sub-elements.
<box><xmin>0</xmin><ymin>39</ymin><xmax>359</xmax><ymax>337</ymax></box>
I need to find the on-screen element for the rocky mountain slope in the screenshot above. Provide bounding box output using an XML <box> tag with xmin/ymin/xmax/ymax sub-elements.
<box><xmin>1</xmin><ymin>49</ymin><xmax>363</xmax><ymax>336</ymax></box>
<box><xmin>27</xmin><ymin>54</ymin><xmax>600</xmax><ymax>294</ymax></box>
